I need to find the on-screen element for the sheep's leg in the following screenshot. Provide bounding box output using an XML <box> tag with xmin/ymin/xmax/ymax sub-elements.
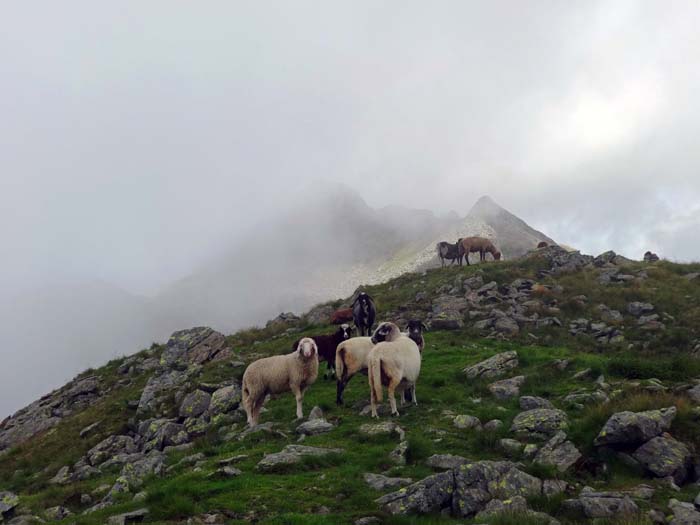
<box><xmin>336</xmin><ymin>378</ymin><xmax>346</xmax><ymax>405</ymax></box>
<box><xmin>249</xmin><ymin>395</ymin><xmax>264</xmax><ymax>427</ymax></box>
<box><xmin>412</xmin><ymin>385</ymin><xmax>418</xmax><ymax>406</ymax></box>
<box><xmin>369</xmin><ymin>377</ymin><xmax>378</xmax><ymax>418</ymax></box>
<box><xmin>291</xmin><ymin>385</ymin><xmax>304</xmax><ymax>419</ymax></box>
<box><xmin>387</xmin><ymin>378</ymin><xmax>401</xmax><ymax>417</ymax></box>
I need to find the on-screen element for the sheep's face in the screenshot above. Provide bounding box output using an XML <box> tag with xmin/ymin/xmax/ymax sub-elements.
<box><xmin>357</xmin><ymin>293</ymin><xmax>372</xmax><ymax>314</ymax></box>
<box><xmin>371</xmin><ymin>322</ymin><xmax>397</xmax><ymax>344</ymax></box>
<box><xmin>494</xmin><ymin>251</ymin><xmax>502</xmax><ymax>260</ymax></box>
<box><xmin>339</xmin><ymin>324</ymin><xmax>353</xmax><ymax>340</ymax></box>
<box><xmin>297</xmin><ymin>338</ymin><xmax>318</xmax><ymax>359</ymax></box>
<box><xmin>406</xmin><ymin>320</ymin><xmax>427</xmax><ymax>338</ymax></box>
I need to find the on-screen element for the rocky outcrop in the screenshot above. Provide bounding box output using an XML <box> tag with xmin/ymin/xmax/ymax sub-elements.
<box><xmin>562</xmin><ymin>488</ymin><xmax>639</xmax><ymax>519</ymax></box>
<box><xmin>533</xmin><ymin>431</ymin><xmax>582</xmax><ymax>472</ymax></box>
<box><xmin>594</xmin><ymin>407</ymin><xmax>676</xmax><ymax>447</ymax></box>
<box><xmin>363</xmin><ymin>473</ymin><xmax>412</xmax><ymax>491</ymax></box>
<box><xmin>488</xmin><ymin>376</ymin><xmax>525</xmax><ymax>400</ymax></box>
<box><xmin>161</xmin><ymin>327</ymin><xmax>231</xmax><ymax>368</ymax></box>
<box><xmin>256</xmin><ymin>445</ymin><xmax>343</xmax><ymax>472</ymax></box>
<box><xmin>633</xmin><ymin>436</ymin><xmax>691</xmax><ymax>484</ymax></box>
<box><xmin>511</xmin><ymin>409</ymin><xmax>569</xmax><ymax>438</ymax></box>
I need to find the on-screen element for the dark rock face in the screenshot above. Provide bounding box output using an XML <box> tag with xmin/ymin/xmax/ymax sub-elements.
<box><xmin>594</xmin><ymin>407</ymin><xmax>676</xmax><ymax>447</ymax></box>
<box><xmin>178</xmin><ymin>390</ymin><xmax>211</xmax><ymax>419</ymax></box>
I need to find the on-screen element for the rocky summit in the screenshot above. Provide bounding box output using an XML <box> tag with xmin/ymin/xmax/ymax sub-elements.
<box><xmin>2</xmin><ymin>247</ymin><xmax>700</xmax><ymax>524</ymax></box>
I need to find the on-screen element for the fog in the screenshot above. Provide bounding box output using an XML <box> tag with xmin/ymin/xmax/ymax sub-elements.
<box><xmin>2</xmin><ymin>1</ymin><xmax>700</xmax><ymax>417</ymax></box>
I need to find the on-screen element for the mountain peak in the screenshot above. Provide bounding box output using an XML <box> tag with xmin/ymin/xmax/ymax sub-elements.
<box><xmin>469</xmin><ymin>195</ymin><xmax>505</xmax><ymax>218</ymax></box>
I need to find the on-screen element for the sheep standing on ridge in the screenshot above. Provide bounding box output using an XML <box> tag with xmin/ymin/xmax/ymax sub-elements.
<box><xmin>436</xmin><ymin>239</ymin><xmax>464</xmax><ymax>267</ymax></box>
<box><xmin>291</xmin><ymin>324</ymin><xmax>353</xmax><ymax>379</ymax></box>
<box><xmin>367</xmin><ymin>322</ymin><xmax>421</xmax><ymax>418</ymax></box>
<box><xmin>241</xmin><ymin>337</ymin><xmax>319</xmax><ymax>427</ymax></box>
<box><xmin>352</xmin><ymin>292</ymin><xmax>376</xmax><ymax>336</ymax></box>
<box><xmin>458</xmin><ymin>237</ymin><xmax>501</xmax><ymax>265</ymax></box>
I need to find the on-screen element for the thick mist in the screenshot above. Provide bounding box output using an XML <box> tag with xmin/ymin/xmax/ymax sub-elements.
<box><xmin>2</xmin><ymin>1</ymin><xmax>700</xmax><ymax>416</ymax></box>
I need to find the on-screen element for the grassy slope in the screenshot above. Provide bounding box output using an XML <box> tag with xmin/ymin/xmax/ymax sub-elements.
<box><xmin>2</xmin><ymin>255</ymin><xmax>700</xmax><ymax>524</ymax></box>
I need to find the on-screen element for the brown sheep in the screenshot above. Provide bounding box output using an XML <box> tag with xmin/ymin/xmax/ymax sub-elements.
<box><xmin>241</xmin><ymin>338</ymin><xmax>319</xmax><ymax>427</ymax></box>
<box><xmin>458</xmin><ymin>237</ymin><xmax>501</xmax><ymax>266</ymax></box>
<box><xmin>331</xmin><ymin>308</ymin><xmax>354</xmax><ymax>324</ymax></box>
<box><xmin>537</xmin><ymin>241</ymin><xmax>549</xmax><ymax>248</ymax></box>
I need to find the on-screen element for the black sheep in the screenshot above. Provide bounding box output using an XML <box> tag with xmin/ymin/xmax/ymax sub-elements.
<box><xmin>352</xmin><ymin>292</ymin><xmax>376</xmax><ymax>336</ymax></box>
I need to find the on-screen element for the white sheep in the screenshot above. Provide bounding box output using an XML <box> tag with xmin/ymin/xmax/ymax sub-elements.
<box><xmin>334</xmin><ymin>336</ymin><xmax>374</xmax><ymax>405</ymax></box>
<box><xmin>241</xmin><ymin>337</ymin><xmax>319</xmax><ymax>427</ymax></box>
<box><xmin>367</xmin><ymin>322</ymin><xmax>421</xmax><ymax>418</ymax></box>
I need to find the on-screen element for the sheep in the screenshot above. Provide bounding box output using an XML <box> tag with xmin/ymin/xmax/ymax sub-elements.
<box><xmin>335</xmin><ymin>336</ymin><xmax>374</xmax><ymax>405</ymax></box>
<box><xmin>537</xmin><ymin>241</ymin><xmax>549</xmax><ymax>249</ymax></box>
<box><xmin>291</xmin><ymin>324</ymin><xmax>353</xmax><ymax>380</ymax></box>
<box><xmin>331</xmin><ymin>308</ymin><xmax>354</xmax><ymax>324</ymax></box>
<box><xmin>241</xmin><ymin>337</ymin><xmax>319</xmax><ymax>427</ymax></box>
<box><xmin>352</xmin><ymin>292</ymin><xmax>376</xmax><ymax>336</ymax></box>
<box><xmin>402</xmin><ymin>320</ymin><xmax>427</xmax><ymax>403</ymax></box>
<box><xmin>436</xmin><ymin>238</ymin><xmax>464</xmax><ymax>267</ymax></box>
<box><xmin>367</xmin><ymin>322</ymin><xmax>421</xmax><ymax>418</ymax></box>
<box><xmin>458</xmin><ymin>237</ymin><xmax>501</xmax><ymax>265</ymax></box>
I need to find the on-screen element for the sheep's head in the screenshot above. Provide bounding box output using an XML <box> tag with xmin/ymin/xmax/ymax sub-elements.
<box><xmin>297</xmin><ymin>338</ymin><xmax>318</xmax><ymax>360</ymax></box>
<box><xmin>406</xmin><ymin>320</ymin><xmax>428</xmax><ymax>339</ymax></box>
<box><xmin>355</xmin><ymin>292</ymin><xmax>373</xmax><ymax>314</ymax></box>
<box><xmin>371</xmin><ymin>322</ymin><xmax>400</xmax><ymax>344</ymax></box>
<box><xmin>338</xmin><ymin>323</ymin><xmax>353</xmax><ymax>340</ymax></box>
<box><xmin>494</xmin><ymin>251</ymin><xmax>502</xmax><ymax>260</ymax></box>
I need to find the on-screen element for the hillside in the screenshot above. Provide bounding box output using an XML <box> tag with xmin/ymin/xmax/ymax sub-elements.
<box><xmin>3</xmin><ymin>248</ymin><xmax>700</xmax><ymax>524</ymax></box>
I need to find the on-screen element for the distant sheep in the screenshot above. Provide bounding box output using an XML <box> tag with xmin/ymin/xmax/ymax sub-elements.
<box><xmin>331</xmin><ymin>308</ymin><xmax>354</xmax><ymax>324</ymax></box>
<box><xmin>436</xmin><ymin>238</ymin><xmax>464</xmax><ymax>267</ymax></box>
<box><xmin>367</xmin><ymin>322</ymin><xmax>421</xmax><ymax>418</ymax></box>
<box><xmin>537</xmin><ymin>241</ymin><xmax>549</xmax><ymax>249</ymax></box>
<box><xmin>242</xmin><ymin>338</ymin><xmax>319</xmax><ymax>426</ymax></box>
<box><xmin>335</xmin><ymin>336</ymin><xmax>374</xmax><ymax>405</ymax></box>
<box><xmin>292</xmin><ymin>324</ymin><xmax>353</xmax><ymax>379</ymax></box>
<box><xmin>459</xmin><ymin>237</ymin><xmax>501</xmax><ymax>265</ymax></box>
<box><xmin>352</xmin><ymin>292</ymin><xmax>376</xmax><ymax>336</ymax></box>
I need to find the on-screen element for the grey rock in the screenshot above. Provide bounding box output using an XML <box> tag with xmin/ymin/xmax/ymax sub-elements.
<box><xmin>139</xmin><ymin>419</ymin><xmax>189</xmax><ymax>451</ymax></box>
<box><xmin>162</xmin><ymin>326</ymin><xmax>230</xmax><ymax>367</ymax></box>
<box><xmin>179</xmin><ymin>390</ymin><xmax>211</xmax><ymax>419</ymax></box>
<box><xmin>463</xmin><ymin>351</ymin><xmax>519</xmax><ymax>379</ymax></box>
<box><xmin>44</xmin><ymin>506</ymin><xmax>72</xmax><ymax>521</ymax></box>
<box><xmin>256</xmin><ymin>445</ymin><xmax>343</xmax><ymax>472</ymax></box>
<box><xmin>511</xmin><ymin>409</ymin><xmax>569</xmax><ymax>438</ymax></box>
<box><xmin>633</xmin><ymin>436</ymin><xmax>691</xmax><ymax>484</ymax></box>
<box><xmin>359</xmin><ymin>422</ymin><xmax>405</xmax><ymax>440</ymax></box>
<box><xmin>594</xmin><ymin>407</ymin><xmax>676</xmax><ymax>447</ymax></box>
<box><xmin>376</xmin><ymin>471</ymin><xmax>455</xmax><ymax>515</ymax></box>
<box><xmin>209</xmin><ymin>384</ymin><xmax>241</xmax><ymax>416</ymax></box>
<box><xmin>213</xmin><ymin>466</ymin><xmax>242</xmax><ymax>478</ymax></box>
<box><xmin>483</xmin><ymin>419</ymin><xmax>503</xmax><ymax>431</ymax></box>
<box><xmin>296</xmin><ymin>418</ymin><xmax>333</xmax><ymax>436</ymax></box>
<box><xmin>669</xmin><ymin>498</ymin><xmax>700</xmax><ymax>525</ymax></box>
<box><xmin>534</xmin><ymin>431</ymin><xmax>582</xmax><ymax>472</ymax></box>
<box><xmin>494</xmin><ymin>317</ymin><xmax>520</xmax><ymax>336</ymax></box>
<box><xmin>488</xmin><ymin>376</ymin><xmax>525</xmax><ymax>400</ymax></box>
<box><xmin>686</xmin><ymin>385</ymin><xmax>700</xmax><ymax>404</ymax></box>
<box><xmin>519</xmin><ymin>396</ymin><xmax>554</xmax><ymax>410</ymax></box>
<box><xmin>543</xmin><ymin>479</ymin><xmax>568</xmax><ymax>496</ymax></box>
<box><xmin>86</xmin><ymin>435</ymin><xmax>138</xmax><ymax>466</ymax></box>
<box><xmin>308</xmin><ymin>406</ymin><xmax>324</xmax><ymax>420</ymax></box>
<box><xmin>563</xmin><ymin>490</ymin><xmax>639</xmax><ymax>518</ymax></box>
<box><xmin>48</xmin><ymin>465</ymin><xmax>71</xmax><ymax>485</ymax></box>
<box><xmin>498</xmin><ymin>438</ymin><xmax>524</xmax><ymax>456</ymax></box>
<box><xmin>0</xmin><ymin>492</ymin><xmax>19</xmax><ymax>515</ymax></box>
<box><xmin>106</xmin><ymin>508</ymin><xmax>149</xmax><ymax>525</ymax></box>
<box><xmin>364</xmin><ymin>473</ymin><xmax>413</xmax><ymax>491</ymax></box>
<box><xmin>453</xmin><ymin>415</ymin><xmax>482</xmax><ymax>431</ymax></box>
<box><xmin>426</xmin><ymin>454</ymin><xmax>469</xmax><ymax>470</ymax></box>
<box><xmin>79</xmin><ymin>420</ymin><xmax>102</xmax><ymax>438</ymax></box>
<box><xmin>137</xmin><ymin>369</ymin><xmax>189</xmax><ymax>414</ymax></box>
<box><xmin>627</xmin><ymin>302</ymin><xmax>655</xmax><ymax>316</ymax></box>
<box><xmin>354</xmin><ymin>518</ymin><xmax>381</xmax><ymax>525</ymax></box>
<box><xmin>390</xmin><ymin>441</ymin><xmax>409</xmax><ymax>465</ymax></box>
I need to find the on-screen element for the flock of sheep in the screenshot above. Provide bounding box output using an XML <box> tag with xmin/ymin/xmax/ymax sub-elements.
<box><xmin>241</xmin><ymin>292</ymin><xmax>425</xmax><ymax>426</ymax></box>
<box><xmin>241</xmin><ymin>235</ymin><xmax>512</xmax><ymax>427</ymax></box>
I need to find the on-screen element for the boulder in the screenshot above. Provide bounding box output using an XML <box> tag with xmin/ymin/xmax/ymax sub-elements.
<box><xmin>519</xmin><ymin>396</ymin><xmax>554</xmax><ymax>410</ymax></box>
<box><xmin>48</xmin><ymin>465</ymin><xmax>71</xmax><ymax>485</ymax></box>
<box><xmin>483</xmin><ymin>419</ymin><xmax>503</xmax><ymax>431</ymax></box>
<box><xmin>296</xmin><ymin>418</ymin><xmax>333</xmax><ymax>436</ymax></box>
<box><xmin>389</xmin><ymin>441</ymin><xmax>409</xmax><ymax>465</ymax></box>
<box><xmin>633</xmin><ymin>436</ymin><xmax>691</xmax><ymax>484</ymax></box>
<box><xmin>86</xmin><ymin>435</ymin><xmax>138</xmax><ymax>466</ymax></box>
<box><xmin>359</xmin><ymin>422</ymin><xmax>405</xmax><ymax>440</ymax></box>
<box><xmin>511</xmin><ymin>409</ymin><xmax>569</xmax><ymax>438</ymax></box>
<box><xmin>426</xmin><ymin>454</ymin><xmax>469</xmax><ymax>470</ymax></box>
<box><xmin>431</xmin><ymin>296</ymin><xmax>467</xmax><ymax>330</ymax></box>
<box><xmin>562</xmin><ymin>489</ymin><xmax>639</xmax><ymax>519</ymax></box>
<box><xmin>376</xmin><ymin>471</ymin><xmax>455</xmax><ymax>515</ymax></box>
<box><xmin>453</xmin><ymin>415</ymin><xmax>482</xmax><ymax>431</ymax></box>
<box><xmin>137</xmin><ymin>369</ymin><xmax>189</xmax><ymax>414</ymax></box>
<box><xmin>106</xmin><ymin>508</ymin><xmax>149</xmax><ymax>525</ymax></box>
<box><xmin>686</xmin><ymin>384</ymin><xmax>700</xmax><ymax>404</ymax></box>
<box><xmin>44</xmin><ymin>506</ymin><xmax>72</xmax><ymax>521</ymax></box>
<box><xmin>494</xmin><ymin>316</ymin><xmax>520</xmax><ymax>336</ymax></box>
<box><xmin>594</xmin><ymin>407</ymin><xmax>676</xmax><ymax>447</ymax></box>
<box><xmin>0</xmin><ymin>492</ymin><xmax>19</xmax><ymax>516</ymax></box>
<box><xmin>627</xmin><ymin>302</ymin><xmax>655</xmax><ymax>317</ymax></box>
<box><xmin>179</xmin><ymin>390</ymin><xmax>211</xmax><ymax>419</ymax></box>
<box><xmin>209</xmin><ymin>384</ymin><xmax>241</xmax><ymax>415</ymax></box>
<box><xmin>363</xmin><ymin>473</ymin><xmax>413</xmax><ymax>491</ymax></box>
<box><xmin>498</xmin><ymin>438</ymin><xmax>524</xmax><ymax>456</ymax></box>
<box><xmin>256</xmin><ymin>445</ymin><xmax>343</xmax><ymax>472</ymax></box>
<box><xmin>488</xmin><ymin>376</ymin><xmax>525</xmax><ymax>400</ymax></box>
<box><xmin>162</xmin><ymin>327</ymin><xmax>229</xmax><ymax>367</ymax></box>
<box><xmin>643</xmin><ymin>251</ymin><xmax>660</xmax><ymax>263</ymax></box>
<box><xmin>534</xmin><ymin>431</ymin><xmax>582</xmax><ymax>472</ymax></box>
<box><xmin>669</xmin><ymin>498</ymin><xmax>700</xmax><ymax>525</ymax></box>
<box><xmin>463</xmin><ymin>351</ymin><xmax>519</xmax><ymax>379</ymax></box>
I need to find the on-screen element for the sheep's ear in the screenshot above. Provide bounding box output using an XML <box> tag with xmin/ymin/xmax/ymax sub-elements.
<box><xmin>364</xmin><ymin>293</ymin><xmax>373</xmax><ymax>302</ymax></box>
<box><xmin>421</xmin><ymin>322</ymin><xmax>429</xmax><ymax>332</ymax></box>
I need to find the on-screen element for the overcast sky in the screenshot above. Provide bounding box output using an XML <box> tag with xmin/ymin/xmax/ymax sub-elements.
<box><xmin>2</xmin><ymin>0</ymin><xmax>700</xmax><ymax>299</ymax></box>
